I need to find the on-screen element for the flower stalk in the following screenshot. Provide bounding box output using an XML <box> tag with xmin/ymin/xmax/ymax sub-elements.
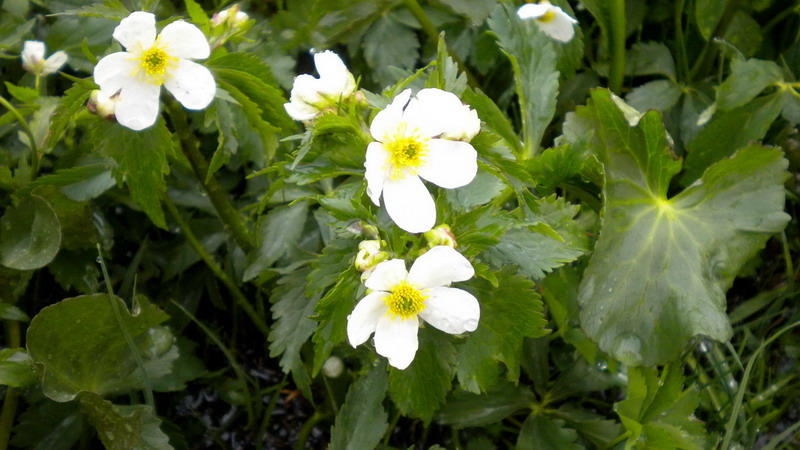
<box><xmin>164</xmin><ymin>196</ymin><xmax>270</xmax><ymax>337</ymax></box>
<box><xmin>608</xmin><ymin>0</ymin><xmax>626</xmax><ymax>93</ymax></box>
<box><xmin>0</xmin><ymin>321</ymin><xmax>20</xmax><ymax>450</ymax></box>
<box><xmin>165</xmin><ymin>100</ymin><xmax>255</xmax><ymax>252</ymax></box>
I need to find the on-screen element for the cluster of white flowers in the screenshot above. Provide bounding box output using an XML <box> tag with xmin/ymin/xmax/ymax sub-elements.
<box><xmin>21</xmin><ymin>41</ymin><xmax>67</xmax><ymax>76</ymax></box>
<box><xmin>517</xmin><ymin>1</ymin><xmax>578</xmax><ymax>42</ymax></box>
<box><xmin>93</xmin><ymin>11</ymin><xmax>216</xmax><ymax>130</ymax></box>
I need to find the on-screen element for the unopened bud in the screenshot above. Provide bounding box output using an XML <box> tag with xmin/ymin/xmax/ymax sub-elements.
<box><xmin>355</xmin><ymin>240</ymin><xmax>388</xmax><ymax>272</ymax></box>
<box><xmin>322</xmin><ymin>356</ymin><xmax>344</xmax><ymax>378</ymax></box>
<box><xmin>88</xmin><ymin>90</ymin><xmax>118</xmax><ymax>122</ymax></box>
<box><xmin>211</xmin><ymin>4</ymin><xmax>249</xmax><ymax>27</ymax></box>
<box><xmin>424</xmin><ymin>224</ymin><xmax>457</xmax><ymax>248</ymax></box>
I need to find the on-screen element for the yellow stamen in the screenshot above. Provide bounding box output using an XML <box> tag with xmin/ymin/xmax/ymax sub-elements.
<box><xmin>538</xmin><ymin>10</ymin><xmax>557</xmax><ymax>23</ymax></box>
<box><xmin>385</xmin><ymin>133</ymin><xmax>428</xmax><ymax>180</ymax></box>
<box><xmin>385</xmin><ymin>281</ymin><xmax>426</xmax><ymax>320</ymax></box>
<box><xmin>134</xmin><ymin>43</ymin><xmax>177</xmax><ymax>85</ymax></box>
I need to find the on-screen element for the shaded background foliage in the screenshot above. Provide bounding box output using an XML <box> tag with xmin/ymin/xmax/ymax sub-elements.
<box><xmin>0</xmin><ymin>0</ymin><xmax>798</xmax><ymax>449</ymax></box>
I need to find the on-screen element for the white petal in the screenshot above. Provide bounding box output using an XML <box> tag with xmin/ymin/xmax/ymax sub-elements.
<box><xmin>22</xmin><ymin>41</ymin><xmax>45</xmax><ymax>68</ymax></box>
<box><xmin>419</xmin><ymin>287</ymin><xmax>480</xmax><ymax>334</ymax></box>
<box><xmin>114</xmin><ymin>11</ymin><xmax>156</xmax><ymax>50</ymax></box>
<box><xmin>383</xmin><ymin>175</ymin><xmax>436</xmax><ymax>233</ymax></box>
<box><xmin>365</xmin><ymin>258</ymin><xmax>408</xmax><ymax>291</ymax></box>
<box><xmin>115</xmin><ymin>80</ymin><xmax>161</xmax><ymax>131</ymax></box>
<box><xmin>313</xmin><ymin>50</ymin><xmax>355</xmax><ymax>97</ymax></box>
<box><xmin>164</xmin><ymin>59</ymin><xmax>216</xmax><ymax>110</ymax></box>
<box><xmin>283</xmin><ymin>101</ymin><xmax>319</xmax><ymax>121</ymax></box>
<box><xmin>517</xmin><ymin>3</ymin><xmax>550</xmax><ymax>19</ymax></box>
<box><xmin>42</xmin><ymin>51</ymin><xmax>68</xmax><ymax>74</ymax></box>
<box><xmin>370</xmin><ymin>89</ymin><xmax>411</xmax><ymax>141</ymax></box>
<box><xmin>540</xmin><ymin>12</ymin><xmax>577</xmax><ymax>42</ymax></box>
<box><xmin>408</xmin><ymin>246</ymin><xmax>474</xmax><ymax>288</ymax></box>
<box><xmin>93</xmin><ymin>52</ymin><xmax>138</xmax><ymax>96</ymax></box>
<box><xmin>374</xmin><ymin>315</ymin><xmax>419</xmax><ymax>370</ymax></box>
<box><xmin>404</xmin><ymin>88</ymin><xmax>467</xmax><ymax>138</ymax></box>
<box><xmin>159</xmin><ymin>20</ymin><xmax>210</xmax><ymax>60</ymax></box>
<box><xmin>347</xmin><ymin>291</ymin><xmax>389</xmax><ymax>347</ymax></box>
<box><xmin>290</xmin><ymin>74</ymin><xmax>325</xmax><ymax>106</ymax></box>
<box><xmin>364</xmin><ymin>142</ymin><xmax>389</xmax><ymax>206</ymax></box>
<box><xmin>418</xmin><ymin>139</ymin><xmax>477</xmax><ymax>189</ymax></box>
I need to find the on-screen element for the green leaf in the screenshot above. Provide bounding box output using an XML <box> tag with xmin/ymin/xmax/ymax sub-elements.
<box><xmin>79</xmin><ymin>392</ymin><xmax>173</xmax><ymax>450</ymax></box>
<box><xmin>330</xmin><ymin>362</ymin><xmax>389</xmax><ymax>450</ymax></box>
<box><xmin>26</xmin><ymin>294</ymin><xmax>169</xmax><ymax>401</ymax></box>
<box><xmin>215</xmin><ymin>81</ymin><xmax>280</xmax><ymax>161</ymax></box>
<box><xmin>517</xmin><ymin>415</ymin><xmax>582</xmax><ymax>450</ymax></box>
<box><xmin>695</xmin><ymin>0</ymin><xmax>725</xmax><ymax>40</ymax></box>
<box><xmin>435</xmin><ymin>0</ymin><xmax>495</xmax><ymax>24</ymax></box>
<box><xmin>681</xmin><ymin>92</ymin><xmax>784</xmax><ymax>185</ymax></box>
<box><xmin>312</xmin><ymin>268</ymin><xmax>360</xmax><ymax>374</ymax></box>
<box><xmin>489</xmin><ymin>3</ymin><xmax>559</xmax><ymax>156</ymax></box>
<box><xmin>31</xmin><ymin>185</ymin><xmax>99</xmax><ymax>251</ymax></box>
<box><xmin>184</xmin><ymin>0</ymin><xmax>210</xmax><ymax>33</ymax></box>
<box><xmin>446</xmin><ymin>170</ymin><xmax>506</xmax><ymax>212</ymax></box>
<box><xmin>455</xmin><ymin>269</ymin><xmax>549</xmax><ymax>393</ymax></box>
<box><xmin>50</xmin><ymin>0</ymin><xmax>129</xmax><ymax>19</ymax></box>
<box><xmin>462</xmin><ymin>87</ymin><xmax>523</xmax><ymax>156</ymax></box>
<box><xmin>205</xmin><ymin>101</ymin><xmax>239</xmax><ymax>182</ymax></box>
<box><xmin>0</xmin><ymin>194</ymin><xmax>61</xmax><ymax>271</ymax></box>
<box><xmin>4</xmin><ymin>82</ymin><xmax>39</xmax><ymax>103</ymax></box>
<box><xmin>615</xmin><ymin>366</ymin><xmax>706</xmax><ymax>449</ymax></box>
<box><xmin>625</xmin><ymin>42</ymin><xmax>677</xmax><ymax>81</ymax></box>
<box><xmin>244</xmin><ymin>201</ymin><xmax>310</xmax><ymax>281</ymax></box>
<box><xmin>389</xmin><ymin>327</ymin><xmax>456</xmax><ymax>422</ymax></box>
<box><xmin>716</xmin><ymin>58</ymin><xmax>783</xmax><ymax>111</ymax></box>
<box><xmin>626</xmin><ymin>79</ymin><xmax>683</xmax><ymax>114</ymax></box>
<box><xmin>269</xmin><ymin>270</ymin><xmax>319</xmax><ymax>395</ymax></box>
<box><xmin>576</xmin><ymin>89</ymin><xmax>789</xmax><ymax>366</ymax></box>
<box><xmin>90</xmin><ymin>119</ymin><xmax>172</xmax><ymax>229</ymax></box>
<box><xmin>363</xmin><ymin>14</ymin><xmax>420</xmax><ymax>88</ymax></box>
<box><xmin>0</xmin><ymin>348</ymin><xmax>36</xmax><ymax>387</ymax></box>
<box><xmin>11</xmin><ymin>398</ymin><xmax>85</xmax><ymax>450</ymax></box>
<box><xmin>436</xmin><ymin>382</ymin><xmax>534</xmax><ymax>428</ymax></box>
<box><xmin>0</xmin><ymin>303</ymin><xmax>28</xmax><ymax>321</ymax></box>
<box><xmin>48</xmin><ymin>249</ymin><xmax>100</xmax><ymax>294</ymax></box>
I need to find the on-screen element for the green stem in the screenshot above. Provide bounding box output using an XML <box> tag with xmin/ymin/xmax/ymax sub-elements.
<box><xmin>690</xmin><ymin>0</ymin><xmax>742</xmax><ymax>81</ymax></box>
<box><xmin>294</xmin><ymin>412</ymin><xmax>326</xmax><ymax>450</ymax></box>
<box><xmin>164</xmin><ymin>100</ymin><xmax>255</xmax><ymax>252</ymax></box>
<box><xmin>97</xmin><ymin>246</ymin><xmax>155</xmax><ymax>409</ymax></box>
<box><xmin>674</xmin><ymin>0</ymin><xmax>690</xmax><ymax>81</ymax></box>
<box><xmin>0</xmin><ymin>321</ymin><xmax>20</xmax><ymax>450</ymax></box>
<box><xmin>0</xmin><ymin>96</ymin><xmax>39</xmax><ymax>181</ymax></box>
<box><xmin>164</xmin><ymin>197</ymin><xmax>270</xmax><ymax>337</ymax></box>
<box><xmin>608</xmin><ymin>0</ymin><xmax>626</xmax><ymax>93</ymax></box>
<box><xmin>402</xmin><ymin>0</ymin><xmax>479</xmax><ymax>87</ymax></box>
<box><xmin>686</xmin><ymin>354</ymin><xmax>724</xmax><ymax>413</ymax></box>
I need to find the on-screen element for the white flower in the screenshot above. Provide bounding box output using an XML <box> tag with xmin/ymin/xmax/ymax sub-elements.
<box><xmin>211</xmin><ymin>4</ymin><xmax>249</xmax><ymax>27</ymax></box>
<box><xmin>284</xmin><ymin>50</ymin><xmax>356</xmax><ymax>121</ymax></box>
<box><xmin>347</xmin><ymin>246</ymin><xmax>480</xmax><ymax>370</ymax></box>
<box><xmin>21</xmin><ymin>41</ymin><xmax>68</xmax><ymax>76</ymax></box>
<box><xmin>365</xmin><ymin>88</ymin><xmax>479</xmax><ymax>233</ymax></box>
<box><xmin>93</xmin><ymin>11</ymin><xmax>216</xmax><ymax>131</ymax></box>
<box><xmin>517</xmin><ymin>1</ymin><xmax>578</xmax><ymax>42</ymax></box>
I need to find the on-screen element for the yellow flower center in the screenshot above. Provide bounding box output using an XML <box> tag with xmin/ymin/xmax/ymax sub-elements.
<box><xmin>385</xmin><ymin>281</ymin><xmax>426</xmax><ymax>320</ymax></box>
<box><xmin>135</xmin><ymin>44</ymin><xmax>176</xmax><ymax>85</ymax></box>
<box><xmin>538</xmin><ymin>10</ymin><xmax>557</xmax><ymax>23</ymax></box>
<box><xmin>385</xmin><ymin>133</ymin><xmax>428</xmax><ymax>180</ymax></box>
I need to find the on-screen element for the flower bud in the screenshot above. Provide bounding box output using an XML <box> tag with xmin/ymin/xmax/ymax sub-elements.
<box><xmin>88</xmin><ymin>90</ymin><xmax>119</xmax><ymax>122</ymax></box>
<box><xmin>322</xmin><ymin>356</ymin><xmax>344</xmax><ymax>378</ymax></box>
<box><xmin>211</xmin><ymin>4</ymin><xmax>249</xmax><ymax>28</ymax></box>
<box><xmin>355</xmin><ymin>240</ymin><xmax>389</xmax><ymax>273</ymax></box>
<box><xmin>424</xmin><ymin>224</ymin><xmax>457</xmax><ymax>249</ymax></box>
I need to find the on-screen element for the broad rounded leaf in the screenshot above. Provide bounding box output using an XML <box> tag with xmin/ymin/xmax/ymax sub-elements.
<box><xmin>575</xmin><ymin>89</ymin><xmax>789</xmax><ymax>366</ymax></box>
<box><xmin>27</xmin><ymin>294</ymin><xmax>169</xmax><ymax>401</ymax></box>
<box><xmin>0</xmin><ymin>195</ymin><xmax>61</xmax><ymax>270</ymax></box>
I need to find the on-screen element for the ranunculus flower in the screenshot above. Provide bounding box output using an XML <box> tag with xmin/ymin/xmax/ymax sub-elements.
<box><xmin>283</xmin><ymin>50</ymin><xmax>356</xmax><ymax>121</ymax></box>
<box><xmin>21</xmin><ymin>41</ymin><xmax>68</xmax><ymax>76</ymax></box>
<box><xmin>93</xmin><ymin>11</ymin><xmax>216</xmax><ymax>131</ymax></box>
<box><xmin>347</xmin><ymin>246</ymin><xmax>480</xmax><ymax>370</ymax></box>
<box><xmin>517</xmin><ymin>1</ymin><xmax>578</xmax><ymax>42</ymax></box>
<box><xmin>364</xmin><ymin>88</ymin><xmax>479</xmax><ymax>233</ymax></box>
